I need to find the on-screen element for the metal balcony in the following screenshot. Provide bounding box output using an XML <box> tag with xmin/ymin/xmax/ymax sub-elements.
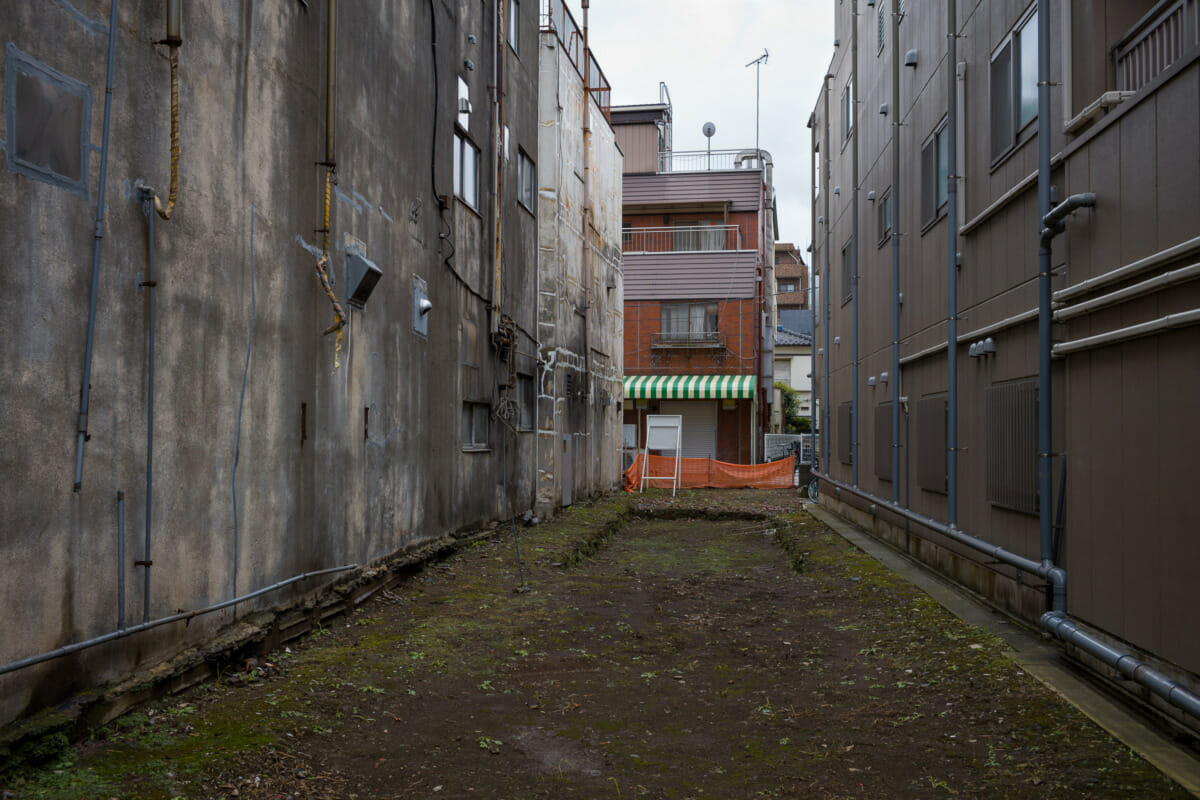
<box><xmin>622</xmin><ymin>225</ymin><xmax>741</xmax><ymax>253</ymax></box>
<box><xmin>651</xmin><ymin>331</ymin><xmax>726</xmax><ymax>350</ymax></box>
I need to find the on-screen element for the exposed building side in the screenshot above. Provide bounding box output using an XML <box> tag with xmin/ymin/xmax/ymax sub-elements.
<box><xmin>0</xmin><ymin>0</ymin><xmax>547</xmax><ymax>727</ymax></box>
<box><xmin>535</xmin><ymin>2</ymin><xmax>624</xmax><ymax>514</ymax></box>
<box><xmin>813</xmin><ymin>0</ymin><xmax>1200</xmax><ymax>731</ymax></box>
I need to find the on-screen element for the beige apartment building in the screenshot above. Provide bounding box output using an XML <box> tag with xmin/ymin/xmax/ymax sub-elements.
<box><xmin>812</xmin><ymin>0</ymin><xmax>1200</xmax><ymax>731</ymax></box>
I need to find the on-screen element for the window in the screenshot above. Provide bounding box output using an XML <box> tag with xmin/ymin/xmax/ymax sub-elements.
<box><xmin>841</xmin><ymin>241</ymin><xmax>852</xmax><ymax>305</ymax></box>
<box><xmin>453</xmin><ymin>130</ymin><xmax>480</xmax><ymax>209</ymax></box>
<box><xmin>990</xmin><ymin>7</ymin><xmax>1038</xmax><ymax>162</ymax></box>
<box><xmin>841</xmin><ymin>78</ymin><xmax>855</xmax><ymax>142</ymax></box>
<box><xmin>672</xmin><ymin>220</ymin><xmax>723</xmax><ymax>251</ymax></box>
<box><xmin>462</xmin><ymin>402</ymin><xmax>490</xmax><ymax>450</ymax></box>
<box><xmin>518</xmin><ymin>149</ymin><xmax>536</xmax><ymax>211</ymax></box>
<box><xmin>779</xmin><ymin>280</ymin><xmax>798</xmax><ymax>293</ymax></box>
<box><xmin>877</xmin><ymin>190</ymin><xmax>892</xmax><ymax>245</ymax></box>
<box><xmin>517</xmin><ymin>374</ymin><xmax>535</xmax><ymax>431</ymax></box>
<box><xmin>5</xmin><ymin>44</ymin><xmax>93</xmax><ymax>197</ymax></box>
<box><xmin>920</xmin><ymin>118</ymin><xmax>949</xmax><ymax>229</ymax></box>
<box><xmin>507</xmin><ymin>0</ymin><xmax>519</xmax><ymax>54</ymax></box>
<box><xmin>660</xmin><ymin>302</ymin><xmax>718</xmax><ymax>341</ymax></box>
<box><xmin>837</xmin><ymin>402</ymin><xmax>853</xmax><ymax>465</ymax></box>
<box><xmin>877</xmin><ymin>7</ymin><xmax>886</xmax><ymax>52</ymax></box>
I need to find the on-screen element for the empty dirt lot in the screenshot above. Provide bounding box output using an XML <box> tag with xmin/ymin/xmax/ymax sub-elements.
<box><xmin>5</xmin><ymin>490</ymin><xmax>1191</xmax><ymax>798</ymax></box>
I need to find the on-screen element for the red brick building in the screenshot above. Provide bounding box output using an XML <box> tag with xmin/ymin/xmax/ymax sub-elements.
<box><xmin>613</xmin><ymin>99</ymin><xmax>776</xmax><ymax>463</ymax></box>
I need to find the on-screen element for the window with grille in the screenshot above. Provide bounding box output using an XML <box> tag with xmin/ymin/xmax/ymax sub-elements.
<box><xmin>877</xmin><ymin>190</ymin><xmax>892</xmax><ymax>245</ymax></box>
<box><xmin>917</xmin><ymin>394</ymin><xmax>947</xmax><ymax>493</ymax></box>
<box><xmin>838</xmin><ymin>402</ymin><xmax>853</xmax><ymax>465</ymax></box>
<box><xmin>878</xmin><ymin>7</ymin><xmax>886</xmax><ymax>52</ymax></box>
<box><xmin>986</xmin><ymin>380</ymin><xmax>1038</xmax><ymax>514</ymax></box>
<box><xmin>875</xmin><ymin>402</ymin><xmax>893</xmax><ymax>481</ymax></box>
<box><xmin>841</xmin><ymin>242</ymin><xmax>852</xmax><ymax>305</ymax></box>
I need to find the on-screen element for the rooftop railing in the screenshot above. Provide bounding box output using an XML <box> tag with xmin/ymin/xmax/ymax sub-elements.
<box><xmin>657</xmin><ymin>149</ymin><xmax>768</xmax><ymax>173</ymax></box>
<box><xmin>540</xmin><ymin>0</ymin><xmax>612</xmax><ymax>120</ymax></box>
<box><xmin>622</xmin><ymin>225</ymin><xmax>742</xmax><ymax>253</ymax></box>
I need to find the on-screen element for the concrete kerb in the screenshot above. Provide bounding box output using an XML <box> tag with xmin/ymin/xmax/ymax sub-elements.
<box><xmin>806</xmin><ymin>502</ymin><xmax>1200</xmax><ymax>798</ymax></box>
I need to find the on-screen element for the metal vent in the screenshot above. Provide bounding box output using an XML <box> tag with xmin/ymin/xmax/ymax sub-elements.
<box><xmin>874</xmin><ymin>402</ymin><xmax>893</xmax><ymax>481</ymax></box>
<box><xmin>917</xmin><ymin>395</ymin><xmax>946</xmax><ymax>494</ymax></box>
<box><xmin>986</xmin><ymin>380</ymin><xmax>1038</xmax><ymax>514</ymax></box>
<box><xmin>837</xmin><ymin>402</ymin><xmax>853</xmax><ymax>465</ymax></box>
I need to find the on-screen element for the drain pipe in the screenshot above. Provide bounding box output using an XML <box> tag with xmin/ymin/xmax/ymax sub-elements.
<box><xmin>850</xmin><ymin>0</ymin><xmax>860</xmax><ymax>486</ymax></box>
<box><xmin>1043</xmin><ymin>612</ymin><xmax>1200</xmax><ymax>718</ymax></box>
<box><xmin>73</xmin><ymin>0</ymin><xmax>120</xmax><ymax>492</ymax></box>
<box><xmin>822</xmin><ymin>75</ymin><xmax>832</xmax><ymax>469</ymax></box>
<box><xmin>945</xmin><ymin>0</ymin><xmax>960</xmax><ymax>526</ymax></box>
<box><xmin>0</xmin><ymin>565</ymin><xmax>357</xmax><ymax>678</ymax></box>
<box><xmin>889</xmin><ymin>0</ymin><xmax>901</xmax><ymax>501</ymax></box>
<box><xmin>137</xmin><ymin>187</ymin><xmax>159</xmax><ymax>622</ymax></box>
<box><xmin>491</xmin><ymin>0</ymin><xmax>505</xmax><ymax>337</ymax></box>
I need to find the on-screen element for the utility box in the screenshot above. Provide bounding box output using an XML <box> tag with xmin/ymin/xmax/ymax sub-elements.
<box><xmin>345</xmin><ymin>253</ymin><xmax>382</xmax><ymax>309</ymax></box>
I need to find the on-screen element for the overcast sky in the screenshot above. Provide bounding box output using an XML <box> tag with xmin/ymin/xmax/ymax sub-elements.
<box><xmin>566</xmin><ymin>0</ymin><xmax>836</xmax><ymax>255</ymax></box>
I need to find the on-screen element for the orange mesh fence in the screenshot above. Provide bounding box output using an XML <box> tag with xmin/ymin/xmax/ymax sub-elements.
<box><xmin>623</xmin><ymin>453</ymin><xmax>796</xmax><ymax>492</ymax></box>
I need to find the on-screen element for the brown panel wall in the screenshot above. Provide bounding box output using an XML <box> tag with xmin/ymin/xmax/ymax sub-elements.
<box><xmin>624</xmin><ymin>171</ymin><xmax>763</xmax><ymax>212</ymax></box>
<box><xmin>624</xmin><ymin>251</ymin><xmax>757</xmax><ymax>300</ymax></box>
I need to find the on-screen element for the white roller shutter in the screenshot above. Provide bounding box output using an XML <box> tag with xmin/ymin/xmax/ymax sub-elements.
<box><xmin>659</xmin><ymin>400</ymin><xmax>718</xmax><ymax>459</ymax></box>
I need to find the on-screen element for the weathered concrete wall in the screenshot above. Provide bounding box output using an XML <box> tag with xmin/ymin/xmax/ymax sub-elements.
<box><xmin>535</xmin><ymin>32</ymin><xmax>623</xmax><ymax>515</ymax></box>
<box><xmin>0</xmin><ymin>0</ymin><xmax>539</xmax><ymax>726</ymax></box>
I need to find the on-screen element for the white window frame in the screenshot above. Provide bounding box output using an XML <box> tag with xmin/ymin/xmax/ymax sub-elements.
<box><xmin>453</xmin><ymin>129</ymin><xmax>480</xmax><ymax>210</ymax></box>
<box><xmin>507</xmin><ymin>0</ymin><xmax>519</xmax><ymax>54</ymax></box>
<box><xmin>517</xmin><ymin>149</ymin><xmax>536</xmax><ymax>212</ymax></box>
<box><xmin>921</xmin><ymin>118</ymin><xmax>949</xmax><ymax>230</ymax></box>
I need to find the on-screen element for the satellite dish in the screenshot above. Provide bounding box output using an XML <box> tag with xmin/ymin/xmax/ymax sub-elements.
<box><xmin>702</xmin><ymin>122</ymin><xmax>716</xmax><ymax>138</ymax></box>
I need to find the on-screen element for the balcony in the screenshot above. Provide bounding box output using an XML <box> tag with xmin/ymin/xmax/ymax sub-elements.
<box><xmin>622</xmin><ymin>224</ymin><xmax>742</xmax><ymax>253</ymax></box>
<box><xmin>1115</xmin><ymin>0</ymin><xmax>1198</xmax><ymax>94</ymax></box>
<box><xmin>657</xmin><ymin>149</ymin><xmax>769</xmax><ymax>174</ymax></box>
<box><xmin>651</xmin><ymin>331</ymin><xmax>726</xmax><ymax>350</ymax></box>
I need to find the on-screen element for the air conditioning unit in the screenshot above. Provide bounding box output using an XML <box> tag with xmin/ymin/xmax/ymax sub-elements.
<box><xmin>458</xmin><ymin>97</ymin><xmax>472</xmax><ymax>114</ymax></box>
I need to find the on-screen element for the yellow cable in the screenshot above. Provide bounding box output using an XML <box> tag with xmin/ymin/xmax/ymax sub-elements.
<box><xmin>154</xmin><ymin>46</ymin><xmax>180</xmax><ymax>220</ymax></box>
<box><xmin>317</xmin><ymin>167</ymin><xmax>346</xmax><ymax>366</ymax></box>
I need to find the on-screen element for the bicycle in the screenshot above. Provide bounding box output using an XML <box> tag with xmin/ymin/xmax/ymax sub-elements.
<box><xmin>806</xmin><ymin>447</ymin><xmax>819</xmax><ymax>503</ymax></box>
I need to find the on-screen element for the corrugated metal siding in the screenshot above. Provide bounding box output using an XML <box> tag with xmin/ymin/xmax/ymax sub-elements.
<box><xmin>615</xmin><ymin>124</ymin><xmax>659</xmax><ymax>173</ymax></box>
<box><xmin>874</xmin><ymin>402</ymin><xmax>893</xmax><ymax>481</ymax></box>
<box><xmin>917</xmin><ymin>395</ymin><xmax>946</xmax><ymax>493</ymax></box>
<box><xmin>837</xmin><ymin>402</ymin><xmax>853</xmax><ymax>464</ymax></box>
<box><xmin>986</xmin><ymin>379</ymin><xmax>1038</xmax><ymax>514</ymax></box>
<box><xmin>624</xmin><ymin>251</ymin><xmax>757</xmax><ymax>300</ymax></box>
<box><xmin>624</xmin><ymin>171</ymin><xmax>762</xmax><ymax>211</ymax></box>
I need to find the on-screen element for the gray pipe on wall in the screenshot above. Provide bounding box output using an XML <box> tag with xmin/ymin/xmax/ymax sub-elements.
<box><xmin>890</xmin><ymin>0</ymin><xmax>901</xmax><ymax>502</ymax></box>
<box><xmin>945</xmin><ymin>0</ymin><xmax>960</xmax><ymax>527</ymax></box>
<box><xmin>822</xmin><ymin>76</ymin><xmax>832</xmax><ymax>469</ymax></box>
<box><xmin>850</xmin><ymin>0</ymin><xmax>860</xmax><ymax>486</ymax></box>
<box><xmin>73</xmin><ymin>0</ymin><xmax>121</xmax><ymax>492</ymax></box>
<box><xmin>1036</xmin><ymin>0</ymin><xmax>1053</xmax><ymax>567</ymax></box>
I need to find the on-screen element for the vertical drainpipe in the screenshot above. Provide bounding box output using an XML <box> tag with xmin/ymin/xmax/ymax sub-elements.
<box><xmin>890</xmin><ymin>0</ymin><xmax>901</xmax><ymax>502</ymax></box>
<box><xmin>492</xmin><ymin>0</ymin><xmax>505</xmax><ymax>335</ymax></box>
<box><xmin>822</xmin><ymin>76</ymin><xmax>832</xmax><ymax>475</ymax></box>
<box><xmin>1036</xmin><ymin>0</ymin><xmax>1054</xmax><ymax>571</ymax></box>
<box><xmin>73</xmin><ymin>0</ymin><xmax>121</xmax><ymax>492</ymax></box>
<box><xmin>582</xmin><ymin>0</ymin><xmax>593</xmax><ymax>487</ymax></box>
<box><xmin>945</xmin><ymin>0</ymin><xmax>960</xmax><ymax>527</ymax></box>
<box><xmin>142</xmin><ymin>199</ymin><xmax>157</xmax><ymax>622</ymax></box>
<box><xmin>850</xmin><ymin>0</ymin><xmax>860</xmax><ymax>486</ymax></box>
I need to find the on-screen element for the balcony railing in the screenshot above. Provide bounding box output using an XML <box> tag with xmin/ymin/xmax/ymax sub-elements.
<box><xmin>622</xmin><ymin>225</ymin><xmax>741</xmax><ymax>253</ymax></box>
<box><xmin>1115</xmin><ymin>0</ymin><xmax>1198</xmax><ymax>93</ymax></box>
<box><xmin>540</xmin><ymin>0</ymin><xmax>612</xmax><ymax>120</ymax></box>
<box><xmin>657</xmin><ymin>149</ymin><xmax>768</xmax><ymax>173</ymax></box>
<box><xmin>651</xmin><ymin>331</ymin><xmax>726</xmax><ymax>350</ymax></box>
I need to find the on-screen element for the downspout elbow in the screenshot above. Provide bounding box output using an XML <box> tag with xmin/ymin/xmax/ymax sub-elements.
<box><xmin>1041</xmin><ymin>192</ymin><xmax>1095</xmax><ymax>241</ymax></box>
<box><xmin>1045</xmin><ymin>565</ymin><xmax>1067</xmax><ymax>613</ymax></box>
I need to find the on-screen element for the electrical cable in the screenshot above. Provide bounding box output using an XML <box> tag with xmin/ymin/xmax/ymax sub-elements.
<box><xmin>153</xmin><ymin>46</ymin><xmax>181</xmax><ymax>220</ymax></box>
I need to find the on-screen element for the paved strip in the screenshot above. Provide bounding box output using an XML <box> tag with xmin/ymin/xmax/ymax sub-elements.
<box><xmin>807</xmin><ymin>502</ymin><xmax>1200</xmax><ymax>798</ymax></box>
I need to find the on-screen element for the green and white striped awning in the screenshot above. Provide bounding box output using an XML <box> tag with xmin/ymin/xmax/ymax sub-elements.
<box><xmin>623</xmin><ymin>374</ymin><xmax>757</xmax><ymax>400</ymax></box>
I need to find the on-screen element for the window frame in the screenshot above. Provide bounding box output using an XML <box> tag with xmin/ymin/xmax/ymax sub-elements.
<box><xmin>453</xmin><ymin>128</ymin><xmax>480</xmax><ymax>210</ymax></box>
<box><xmin>989</xmin><ymin>5</ymin><xmax>1038</xmax><ymax>166</ymax></box>
<box><xmin>840</xmin><ymin>241</ymin><xmax>853</xmax><ymax>306</ymax></box>
<box><xmin>516</xmin><ymin>374</ymin><xmax>535</xmax><ymax>432</ymax></box>
<box><xmin>462</xmin><ymin>401</ymin><xmax>491</xmax><ymax>451</ymax></box>
<box><xmin>517</xmin><ymin>148</ymin><xmax>536</xmax><ymax>212</ymax></box>
<box><xmin>877</xmin><ymin>6</ymin><xmax>886</xmax><ymax>54</ymax></box>
<box><xmin>841</xmin><ymin>77</ymin><xmax>855</xmax><ymax>145</ymax></box>
<box><xmin>920</xmin><ymin>117</ymin><xmax>949</xmax><ymax>232</ymax></box>
<box><xmin>659</xmin><ymin>302</ymin><xmax>719</xmax><ymax>338</ymax></box>
<box><xmin>507</xmin><ymin>0</ymin><xmax>519</xmax><ymax>55</ymax></box>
